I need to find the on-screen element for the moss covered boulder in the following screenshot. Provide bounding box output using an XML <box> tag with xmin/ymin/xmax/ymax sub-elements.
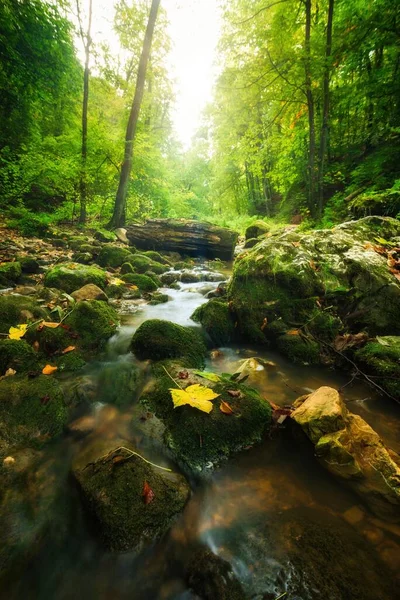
<box><xmin>44</xmin><ymin>263</ymin><xmax>107</xmax><ymax>294</ymax></box>
<box><xmin>140</xmin><ymin>363</ymin><xmax>272</xmax><ymax>473</ymax></box>
<box><xmin>0</xmin><ymin>261</ymin><xmax>22</xmax><ymax>285</ymax></box>
<box><xmin>129</xmin><ymin>254</ymin><xmax>168</xmax><ymax>275</ymax></box>
<box><xmin>228</xmin><ymin>216</ymin><xmax>400</xmax><ymax>364</ymax></box>
<box><xmin>0</xmin><ymin>375</ymin><xmax>67</xmax><ymax>447</ymax></box>
<box><xmin>96</xmin><ymin>245</ymin><xmax>134</xmax><ymax>268</ymax></box>
<box><xmin>96</xmin><ymin>359</ymin><xmax>143</xmax><ymax>408</ymax></box>
<box><xmin>65</xmin><ymin>300</ymin><xmax>118</xmax><ymax>352</ymax></box>
<box><xmin>71</xmin><ymin>283</ymin><xmax>108</xmax><ymax>302</ymax></box>
<box><xmin>245</xmin><ymin>220</ymin><xmax>270</xmax><ymax>240</ymax></box>
<box><xmin>121</xmin><ymin>273</ymin><xmax>158</xmax><ymax>292</ymax></box>
<box><xmin>355</xmin><ymin>336</ymin><xmax>400</xmax><ymax>399</ymax></box>
<box><xmin>292</xmin><ymin>387</ymin><xmax>400</xmax><ymax>521</ymax></box>
<box><xmin>0</xmin><ymin>339</ymin><xmax>39</xmax><ymax>375</ymax></box>
<box><xmin>131</xmin><ymin>320</ymin><xmax>206</xmax><ymax>367</ymax></box>
<box><xmin>191</xmin><ymin>299</ymin><xmax>236</xmax><ymax>346</ymax></box>
<box><xmin>72</xmin><ymin>440</ymin><xmax>190</xmax><ymax>552</ymax></box>
<box><xmin>0</xmin><ymin>295</ymin><xmax>46</xmax><ymax>334</ymax></box>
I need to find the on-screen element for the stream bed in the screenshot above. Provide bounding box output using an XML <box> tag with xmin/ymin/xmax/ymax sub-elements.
<box><xmin>2</xmin><ymin>269</ymin><xmax>400</xmax><ymax>600</ymax></box>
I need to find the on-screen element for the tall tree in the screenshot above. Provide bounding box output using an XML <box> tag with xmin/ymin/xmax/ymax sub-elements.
<box><xmin>76</xmin><ymin>0</ymin><xmax>93</xmax><ymax>224</ymax></box>
<box><xmin>108</xmin><ymin>0</ymin><xmax>161</xmax><ymax>229</ymax></box>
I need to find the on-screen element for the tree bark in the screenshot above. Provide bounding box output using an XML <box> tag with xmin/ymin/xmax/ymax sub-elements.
<box><xmin>77</xmin><ymin>0</ymin><xmax>93</xmax><ymax>225</ymax></box>
<box><xmin>108</xmin><ymin>0</ymin><xmax>161</xmax><ymax>229</ymax></box>
<box><xmin>317</xmin><ymin>0</ymin><xmax>334</xmax><ymax>217</ymax></box>
<box><xmin>304</xmin><ymin>0</ymin><xmax>316</xmax><ymax>215</ymax></box>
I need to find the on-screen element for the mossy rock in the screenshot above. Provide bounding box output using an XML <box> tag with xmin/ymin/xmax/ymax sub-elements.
<box><xmin>141</xmin><ymin>363</ymin><xmax>272</xmax><ymax>473</ymax></box>
<box><xmin>191</xmin><ymin>299</ymin><xmax>236</xmax><ymax>346</ymax></box>
<box><xmin>245</xmin><ymin>220</ymin><xmax>270</xmax><ymax>240</ymax></box>
<box><xmin>93</xmin><ymin>230</ymin><xmax>117</xmax><ymax>243</ymax></box>
<box><xmin>355</xmin><ymin>337</ymin><xmax>400</xmax><ymax>399</ymax></box>
<box><xmin>96</xmin><ymin>245</ymin><xmax>134</xmax><ymax>268</ymax></box>
<box><xmin>143</xmin><ymin>251</ymin><xmax>171</xmax><ymax>265</ymax></box>
<box><xmin>148</xmin><ymin>292</ymin><xmax>169</xmax><ymax>305</ymax></box>
<box><xmin>96</xmin><ymin>359</ymin><xmax>143</xmax><ymax>408</ymax></box>
<box><xmin>65</xmin><ymin>300</ymin><xmax>119</xmax><ymax>352</ymax></box>
<box><xmin>120</xmin><ymin>262</ymin><xmax>136</xmax><ymax>275</ymax></box>
<box><xmin>131</xmin><ymin>319</ymin><xmax>207</xmax><ymax>368</ymax></box>
<box><xmin>129</xmin><ymin>255</ymin><xmax>167</xmax><ymax>275</ymax></box>
<box><xmin>0</xmin><ymin>262</ymin><xmax>22</xmax><ymax>283</ymax></box>
<box><xmin>72</xmin><ymin>440</ymin><xmax>190</xmax><ymax>552</ymax></box>
<box><xmin>244</xmin><ymin>237</ymin><xmax>259</xmax><ymax>249</ymax></box>
<box><xmin>186</xmin><ymin>548</ymin><xmax>245</xmax><ymax>600</ymax></box>
<box><xmin>72</xmin><ymin>252</ymin><xmax>93</xmax><ymax>265</ymax></box>
<box><xmin>0</xmin><ymin>375</ymin><xmax>67</xmax><ymax>446</ymax></box>
<box><xmin>145</xmin><ymin>271</ymin><xmax>162</xmax><ymax>287</ymax></box>
<box><xmin>180</xmin><ymin>271</ymin><xmax>200</xmax><ymax>283</ymax></box>
<box><xmin>276</xmin><ymin>332</ymin><xmax>320</xmax><ymax>365</ymax></box>
<box><xmin>105</xmin><ymin>284</ymin><xmax>125</xmax><ymax>299</ymax></box>
<box><xmin>19</xmin><ymin>257</ymin><xmax>40</xmax><ymax>274</ymax></box>
<box><xmin>0</xmin><ymin>295</ymin><xmax>46</xmax><ymax>335</ymax></box>
<box><xmin>44</xmin><ymin>263</ymin><xmax>107</xmax><ymax>294</ymax></box>
<box><xmin>121</xmin><ymin>273</ymin><xmax>157</xmax><ymax>292</ymax></box>
<box><xmin>0</xmin><ymin>339</ymin><xmax>39</xmax><ymax>375</ymax></box>
<box><xmin>54</xmin><ymin>351</ymin><xmax>86</xmax><ymax>373</ymax></box>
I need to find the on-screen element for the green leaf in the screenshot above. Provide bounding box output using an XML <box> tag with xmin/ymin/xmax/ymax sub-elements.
<box><xmin>193</xmin><ymin>370</ymin><xmax>221</xmax><ymax>382</ymax></box>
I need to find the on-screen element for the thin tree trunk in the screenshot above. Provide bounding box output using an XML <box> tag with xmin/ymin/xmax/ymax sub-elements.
<box><xmin>78</xmin><ymin>0</ymin><xmax>93</xmax><ymax>225</ymax></box>
<box><xmin>317</xmin><ymin>0</ymin><xmax>334</xmax><ymax>217</ymax></box>
<box><xmin>108</xmin><ymin>0</ymin><xmax>161</xmax><ymax>229</ymax></box>
<box><xmin>304</xmin><ymin>0</ymin><xmax>316</xmax><ymax>215</ymax></box>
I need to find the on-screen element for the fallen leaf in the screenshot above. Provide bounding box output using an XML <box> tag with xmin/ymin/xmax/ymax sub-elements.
<box><xmin>8</xmin><ymin>324</ymin><xmax>28</xmax><ymax>340</ymax></box>
<box><xmin>142</xmin><ymin>480</ymin><xmax>155</xmax><ymax>504</ymax></box>
<box><xmin>33</xmin><ymin>341</ymin><xmax>40</xmax><ymax>352</ymax></box>
<box><xmin>333</xmin><ymin>332</ymin><xmax>368</xmax><ymax>352</ymax></box>
<box><xmin>287</xmin><ymin>329</ymin><xmax>301</xmax><ymax>336</ymax></box>
<box><xmin>227</xmin><ymin>389</ymin><xmax>241</xmax><ymax>398</ymax></box>
<box><xmin>112</xmin><ymin>455</ymin><xmax>125</xmax><ymax>464</ymax></box>
<box><xmin>220</xmin><ymin>400</ymin><xmax>234</xmax><ymax>415</ymax></box>
<box><xmin>309</xmin><ymin>259</ymin><xmax>318</xmax><ymax>271</ymax></box>
<box><xmin>291</xmin><ymin>241</ymin><xmax>301</xmax><ymax>247</ymax></box>
<box><xmin>42</xmin><ymin>364</ymin><xmax>58</xmax><ymax>375</ymax></box>
<box><xmin>261</xmin><ymin>317</ymin><xmax>268</xmax><ymax>331</ymax></box>
<box><xmin>41</xmin><ymin>322</ymin><xmax>60</xmax><ymax>329</ymax></box>
<box><xmin>5</xmin><ymin>368</ymin><xmax>16</xmax><ymax>377</ymax></box>
<box><xmin>61</xmin><ymin>345</ymin><xmax>76</xmax><ymax>354</ymax></box>
<box><xmin>193</xmin><ymin>370</ymin><xmax>220</xmax><ymax>382</ymax></box>
<box><xmin>169</xmin><ymin>384</ymin><xmax>220</xmax><ymax>414</ymax></box>
<box><xmin>3</xmin><ymin>456</ymin><xmax>15</xmax><ymax>467</ymax></box>
<box><xmin>110</xmin><ymin>277</ymin><xmax>125</xmax><ymax>286</ymax></box>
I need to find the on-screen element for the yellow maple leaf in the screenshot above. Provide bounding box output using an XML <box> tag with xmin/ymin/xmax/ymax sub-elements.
<box><xmin>169</xmin><ymin>384</ymin><xmax>219</xmax><ymax>414</ymax></box>
<box><xmin>8</xmin><ymin>324</ymin><xmax>28</xmax><ymax>340</ymax></box>
<box><xmin>110</xmin><ymin>277</ymin><xmax>126</xmax><ymax>286</ymax></box>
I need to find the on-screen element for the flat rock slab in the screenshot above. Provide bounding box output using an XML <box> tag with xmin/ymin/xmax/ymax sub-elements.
<box><xmin>125</xmin><ymin>219</ymin><xmax>239</xmax><ymax>260</ymax></box>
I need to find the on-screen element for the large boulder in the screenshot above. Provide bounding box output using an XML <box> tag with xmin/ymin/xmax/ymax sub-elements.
<box><xmin>72</xmin><ymin>440</ymin><xmax>190</xmax><ymax>552</ymax></box>
<box><xmin>131</xmin><ymin>319</ymin><xmax>207</xmax><ymax>368</ymax></box>
<box><xmin>71</xmin><ymin>283</ymin><xmax>108</xmax><ymax>302</ymax></box>
<box><xmin>292</xmin><ymin>386</ymin><xmax>400</xmax><ymax>521</ymax></box>
<box><xmin>228</xmin><ymin>216</ymin><xmax>400</xmax><ymax>361</ymax></box>
<box><xmin>96</xmin><ymin>245</ymin><xmax>134</xmax><ymax>268</ymax></box>
<box><xmin>0</xmin><ymin>295</ymin><xmax>45</xmax><ymax>334</ymax></box>
<box><xmin>191</xmin><ymin>299</ymin><xmax>237</xmax><ymax>346</ymax></box>
<box><xmin>44</xmin><ymin>263</ymin><xmax>107</xmax><ymax>294</ymax></box>
<box><xmin>140</xmin><ymin>363</ymin><xmax>272</xmax><ymax>473</ymax></box>
<box><xmin>244</xmin><ymin>220</ymin><xmax>270</xmax><ymax>240</ymax></box>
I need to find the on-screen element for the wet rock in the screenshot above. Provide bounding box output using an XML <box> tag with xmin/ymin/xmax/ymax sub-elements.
<box><xmin>65</xmin><ymin>300</ymin><xmax>119</xmax><ymax>352</ymax></box>
<box><xmin>72</xmin><ymin>440</ymin><xmax>190</xmax><ymax>552</ymax></box>
<box><xmin>186</xmin><ymin>547</ymin><xmax>245</xmax><ymax>600</ymax></box>
<box><xmin>0</xmin><ymin>339</ymin><xmax>39</xmax><ymax>375</ymax></box>
<box><xmin>292</xmin><ymin>387</ymin><xmax>400</xmax><ymax>520</ymax></box>
<box><xmin>13</xmin><ymin>285</ymin><xmax>37</xmax><ymax>296</ymax></box>
<box><xmin>355</xmin><ymin>336</ymin><xmax>400</xmax><ymax>399</ymax></box>
<box><xmin>121</xmin><ymin>273</ymin><xmax>158</xmax><ymax>292</ymax></box>
<box><xmin>19</xmin><ymin>257</ymin><xmax>40</xmax><ymax>274</ymax></box>
<box><xmin>191</xmin><ymin>299</ymin><xmax>236</xmax><ymax>346</ymax></box>
<box><xmin>44</xmin><ymin>263</ymin><xmax>107</xmax><ymax>294</ymax></box>
<box><xmin>147</xmin><ymin>292</ymin><xmax>169</xmax><ymax>305</ymax></box>
<box><xmin>73</xmin><ymin>251</ymin><xmax>93</xmax><ymax>264</ymax></box>
<box><xmin>96</xmin><ymin>359</ymin><xmax>143</xmax><ymax>408</ymax></box>
<box><xmin>131</xmin><ymin>319</ymin><xmax>207</xmax><ymax>368</ymax></box>
<box><xmin>71</xmin><ymin>283</ymin><xmax>108</xmax><ymax>303</ymax></box>
<box><xmin>96</xmin><ymin>245</ymin><xmax>134</xmax><ymax>268</ymax></box>
<box><xmin>180</xmin><ymin>271</ymin><xmax>201</xmax><ymax>283</ymax></box>
<box><xmin>94</xmin><ymin>229</ymin><xmax>117</xmax><ymax>243</ymax></box>
<box><xmin>129</xmin><ymin>254</ymin><xmax>168</xmax><ymax>275</ymax></box>
<box><xmin>140</xmin><ymin>363</ymin><xmax>272</xmax><ymax>473</ymax></box>
<box><xmin>160</xmin><ymin>271</ymin><xmax>179</xmax><ymax>286</ymax></box>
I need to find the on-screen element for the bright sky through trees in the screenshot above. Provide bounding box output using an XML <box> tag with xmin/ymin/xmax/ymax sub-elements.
<box><xmin>87</xmin><ymin>0</ymin><xmax>221</xmax><ymax>148</ymax></box>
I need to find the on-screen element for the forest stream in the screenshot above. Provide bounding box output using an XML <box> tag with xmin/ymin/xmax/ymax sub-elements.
<box><xmin>2</xmin><ymin>262</ymin><xmax>400</xmax><ymax>600</ymax></box>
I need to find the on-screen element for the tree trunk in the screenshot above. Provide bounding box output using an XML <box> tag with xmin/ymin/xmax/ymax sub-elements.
<box><xmin>304</xmin><ymin>0</ymin><xmax>316</xmax><ymax>215</ymax></box>
<box><xmin>78</xmin><ymin>0</ymin><xmax>93</xmax><ymax>225</ymax></box>
<box><xmin>108</xmin><ymin>0</ymin><xmax>161</xmax><ymax>229</ymax></box>
<box><xmin>317</xmin><ymin>0</ymin><xmax>334</xmax><ymax>218</ymax></box>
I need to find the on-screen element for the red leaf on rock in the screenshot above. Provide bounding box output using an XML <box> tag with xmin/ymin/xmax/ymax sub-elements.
<box><xmin>178</xmin><ymin>370</ymin><xmax>189</xmax><ymax>379</ymax></box>
<box><xmin>142</xmin><ymin>481</ymin><xmax>155</xmax><ymax>504</ymax></box>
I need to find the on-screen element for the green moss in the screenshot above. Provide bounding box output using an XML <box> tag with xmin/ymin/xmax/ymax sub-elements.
<box><xmin>129</xmin><ymin>255</ymin><xmax>167</xmax><ymax>275</ymax></box>
<box><xmin>0</xmin><ymin>340</ymin><xmax>39</xmax><ymax>375</ymax></box>
<box><xmin>96</xmin><ymin>360</ymin><xmax>143</xmax><ymax>407</ymax></box>
<box><xmin>131</xmin><ymin>319</ymin><xmax>206</xmax><ymax>367</ymax></box>
<box><xmin>355</xmin><ymin>339</ymin><xmax>400</xmax><ymax>398</ymax></box>
<box><xmin>105</xmin><ymin>284</ymin><xmax>125</xmax><ymax>298</ymax></box>
<box><xmin>148</xmin><ymin>292</ymin><xmax>169</xmax><ymax>305</ymax></box>
<box><xmin>0</xmin><ymin>375</ymin><xmax>67</xmax><ymax>446</ymax></box>
<box><xmin>120</xmin><ymin>262</ymin><xmax>135</xmax><ymax>275</ymax></box>
<box><xmin>143</xmin><ymin>251</ymin><xmax>171</xmax><ymax>265</ymax></box>
<box><xmin>141</xmin><ymin>363</ymin><xmax>272</xmax><ymax>473</ymax></box>
<box><xmin>65</xmin><ymin>300</ymin><xmax>119</xmax><ymax>352</ymax></box>
<box><xmin>54</xmin><ymin>351</ymin><xmax>86</xmax><ymax>372</ymax></box>
<box><xmin>0</xmin><ymin>262</ymin><xmax>22</xmax><ymax>282</ymax></box>
<box><xmin>93</xmin><ymin>229</ymin><xmax>117</xmax><ymax>243</ymax></box>
<box><xmin>0</xmin><ymin>296</ymin><xmax>46</xmax><ymax>334</ymax></box>
<box><xmin>145</xmin><ymin>271</ymin><xmax>162</xmax><ymax>287</ymax></box>
<box><xmin>73</xmin><ymin>442</ymin><xmax>189</xmax><ymax>552</ymax></box>
<box><xmin>44</xmin><ymin>263</ymin><xmax>107</xmax><ymax>293</ymax></box>
<box><xmin>96</xmin><ymin>246</ymin><xmax>134</xmax><ymax>268</ymax></box>
<box><xmin>276</xmin><ymin>333</ymin><xmax>320</xmax><ymax>364</ymax></box>
<box><xmin>191</xmin><ymin>299</ymin><xmax>236</xmax><ymax>346</ymax></box>
<box><xmin>307</xmin><ymin>310</ymin><xmax>343</xmax><ymax>342</ymax></box>
<box><xmin>19</xmin><ymin>257</ymin><xmax>40</xmax><ymax>274</ymax></box>
<box><xmin>121</xmin><ymin>273</ymin><xmax>157</xmax><ymax>292</ymax></box>
<box><xmin>245</xmin><ymin>220</ymin><xmax>270</xmax><ymax>240</ymax></box>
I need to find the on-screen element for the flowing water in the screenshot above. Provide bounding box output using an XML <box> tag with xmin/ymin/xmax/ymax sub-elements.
<box><xmin>2</xmin><ymin>265</ymin><xmax>400</xmax><ymax>600</ymax></box>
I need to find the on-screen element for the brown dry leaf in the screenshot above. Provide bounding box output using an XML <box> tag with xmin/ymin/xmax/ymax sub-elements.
<box><xmin>42</xmin><ymin>364</ymin><xmax>58</xmax><ymax>375</ymax></box>
<box><xmin>42</xmin><ymin>322</ymin><xmax>60</xmax><ymax>329</ymax></box>
<box><xmin>220</xmin><ymin>400</ymin><xmax>234</xmax><ymax>415</ymax></box>
<box><xmin>333</xmin><ymin>332</ymin><xmax>368</xmax><ymax>352</ymax></box>
<box><xmin>33</xmin><ymin>340</ymin><xmax>40</xmax><ymax>352</ymax></box>
<box><xmin>112</xmin><ymin>455</ymin><xmax>125</xmax><ymax>465</ymax></box>
<box><xmin>291</xmin><ymin>241</ymin><xmax>301</xmax><ymax>247</ymax></box>
<box><xmin>261</xmin><ymin>317</ymin><xmax>268</xmax><ymax>331</ymax></box>
<box><xmin>142</xmin><ymin>480</ymin><xmax>155</xmax><ymax>504</ymax></box>
<box><xmin>309</xmin><ymin>259</ymin><xmax>318</xmax><ymax>271</ymax></box>
<box><xmin>61</xmin><ymin>345</ymin><xmax>76</xmax><ymax>354</ymax></box>
<box><xmin>287</xmin><ymin>329</ymin><xmax>301</xmax><ymax>336</ymax></box>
